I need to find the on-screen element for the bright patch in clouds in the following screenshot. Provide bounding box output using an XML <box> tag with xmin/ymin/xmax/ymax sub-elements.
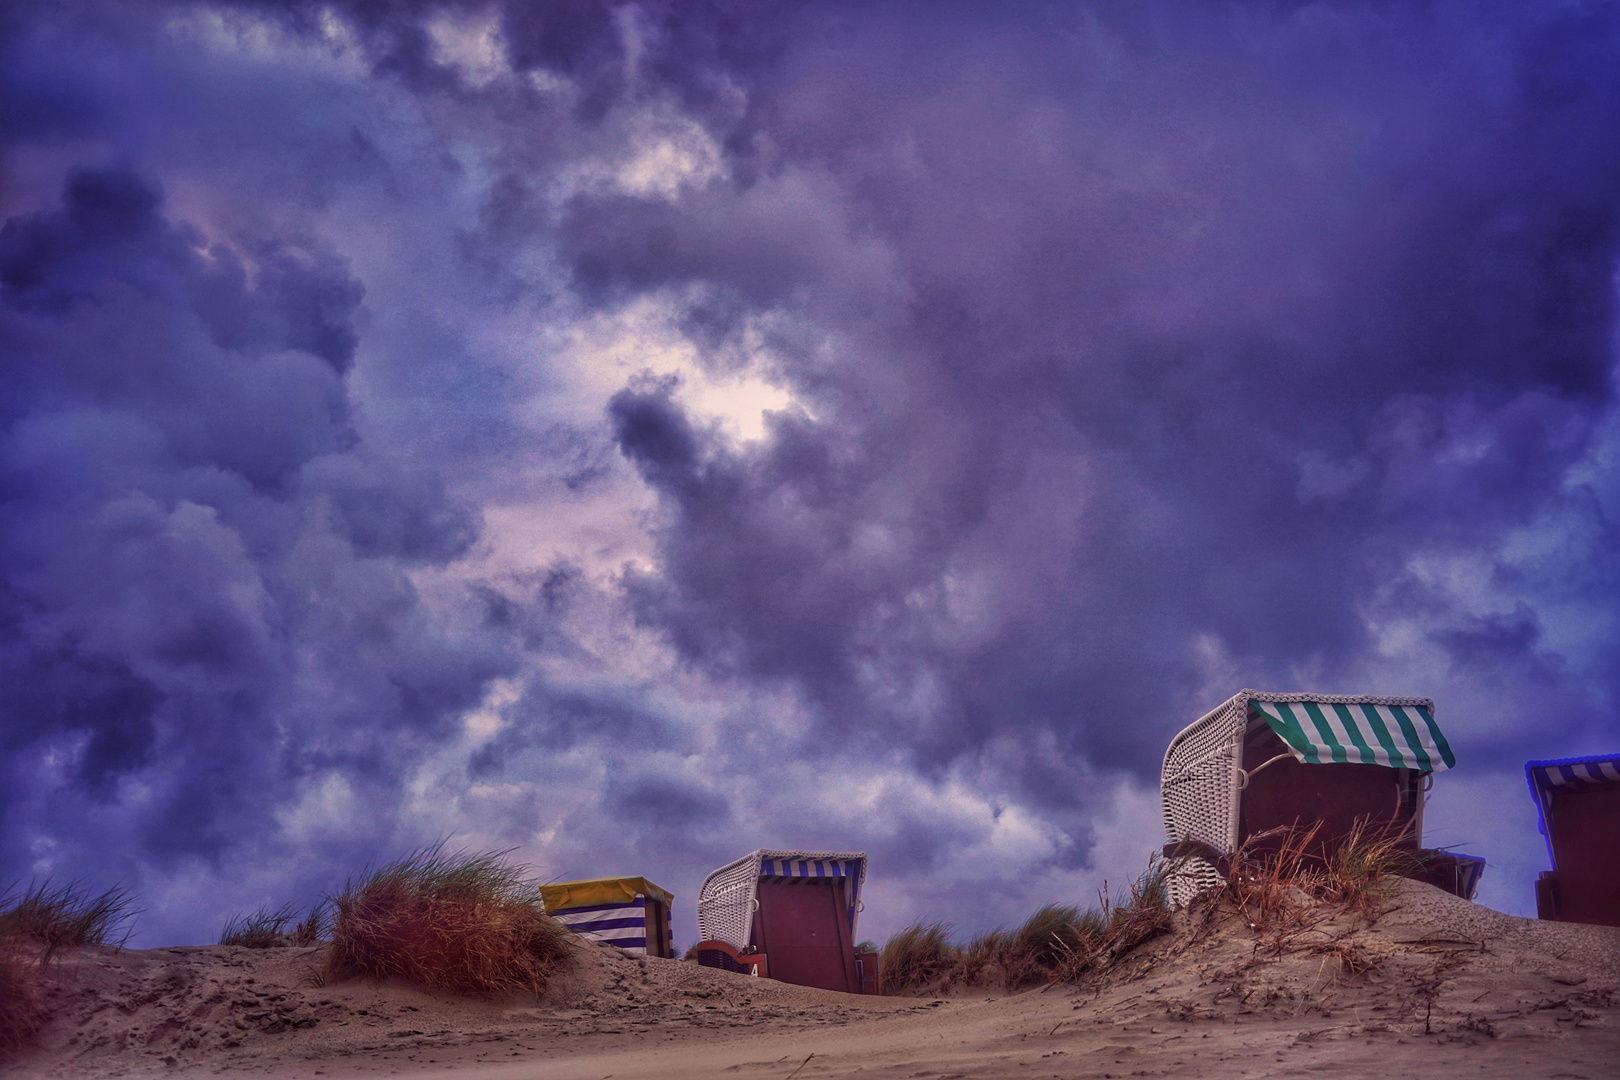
<box><xmin>616</xmin><ymin>112</ymin><xmax>728</xmax><ymax>198</ymax></box>
<box><xmin>426</xmin><ymin>8</ymin><xmax>509</xmax><ymax>89</ymax></box>
<box><xmin>562</xmin><ymin>296</ymin><xmax>799</xmax><ymax>443</ymax></box>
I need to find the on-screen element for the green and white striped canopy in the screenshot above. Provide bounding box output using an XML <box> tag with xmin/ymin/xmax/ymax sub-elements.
<box><xmin>1252</xmin><ymin>700</ymin><xmax>1456</xmax><ymax>772</ymax></box>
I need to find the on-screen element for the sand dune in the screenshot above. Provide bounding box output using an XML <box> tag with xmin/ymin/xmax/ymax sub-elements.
<box><xmin>8</xmin><ymin>879</ymin><xmax>1618</xmax><ymax>1079</ymax></box>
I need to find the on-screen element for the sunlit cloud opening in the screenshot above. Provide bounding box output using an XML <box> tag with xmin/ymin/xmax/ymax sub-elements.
<box><xmin>562</xmin><ymin>295</ymin><xmax>803</xmax><ymax>444</ymax></box>
<box><xmin>426</xmin><ymin>8</ymin><xmax>510</xmax><ymax>89</ymax></box>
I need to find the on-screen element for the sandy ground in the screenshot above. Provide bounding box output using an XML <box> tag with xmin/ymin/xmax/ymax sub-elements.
<box><xmin>6</xmin><ymin>879</ymin><xmax>1618</xmax><ymax>1079</ymax></box>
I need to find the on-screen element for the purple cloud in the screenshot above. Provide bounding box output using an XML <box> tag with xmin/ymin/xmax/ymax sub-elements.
<box><xmin>3</xmin><ymin>0</ymin><xmax>1619</xmax><ymax>945</ymax></box>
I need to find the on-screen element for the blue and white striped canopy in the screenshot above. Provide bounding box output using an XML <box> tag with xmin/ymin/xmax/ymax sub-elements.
<box><xmin>759</xmin><ymin>856</ymin><xmax>862</xmax><ymax>881</ymax></box>
<box><xmin>1528</xmin><ymin>754</ymin><xmax>1620</xmax><ymax>793</ymax></box>
<box><xmin>1252</xmin><ymin>700</ymin><xmax>1456</xmax><ymax>772</ymax></box>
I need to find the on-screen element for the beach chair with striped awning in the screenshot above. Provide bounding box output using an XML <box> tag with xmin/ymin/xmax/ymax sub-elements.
<box><xmin>692</xmin><ymin>849</ymin><xmax>873</xmax><ymax>994</ymax></box>
<box><xmin>1526</xmin><ymin>754</ymin><xmax>1620</xmax><ymax>928</ymax></box>
<box><xmin>540</xmin><ymin>876</ymin><xmax>675</xmax><ymax>958</ymax></box>
<box><xmin>1160</xmin><ymin>690</ymin><xmax>1479</xmax><ymax>906</ymax></box>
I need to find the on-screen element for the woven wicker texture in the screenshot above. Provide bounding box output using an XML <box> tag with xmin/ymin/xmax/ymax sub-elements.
<box><xmin>1160</xmin><ymin>690</ymin><xmax>1435</xmax><ymax>907</ymax></box>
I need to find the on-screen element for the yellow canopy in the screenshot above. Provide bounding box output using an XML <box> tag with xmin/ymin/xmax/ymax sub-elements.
<box><xmin>541</xmin><ymin>876</ymin><xmax>674</xmax><ymax>912</ymax></box>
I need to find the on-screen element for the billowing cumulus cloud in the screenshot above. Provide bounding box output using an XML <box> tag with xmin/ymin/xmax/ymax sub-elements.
<box><xmin>2</xmin><ymin>0</ymin><xmax>1619</xmax><ymax>946</ymax></box>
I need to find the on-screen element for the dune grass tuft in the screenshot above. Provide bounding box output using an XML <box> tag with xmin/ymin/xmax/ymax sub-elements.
<box><xmin>1212</xmin><ymin>817</ymin><xmax>1418</xmax><ymax>938</ymax></box>
<box><xmin>0</xmin><ymin>879</ymin><xmax>138</xmax><ymax>1052</ymax></box>
<box><xmin>942</xmin><ymin>930</ymin><xmax>1003</xmax><ymax>990</ymax></box>
<box><xmin>879</xmin><ymin>922</ymin><xmax>957</xmax><ymax>994</ymax></box>
<box><xmin>0</xmin><ymin>880</ymin><xmax>138</xmax><ymax>958</ymax></box>
<box><xmin>0</xmin><ymin>935</ymin><xmax>48</xmax><ymax>1054</ymax></box>
<box><xmin>1214</xmin><ymin>823</ymin><xmax>1324</xmax><ymax>934</ymax></box>
<box><xmin>881</xmin><ymin>823</ymin><xmax>1435</xmax><ymax>997</ymax></box>
<box><xmin>291</xmin><ymin>902</ymin><xmax>331</xmax><ymax>947</ymax></box>
<box><xmin>325</xmin><ymin>844</ymin><xmax>573</xmax><ymax>997</ymax></box>
<box><xmin>218</xmin><ymin>900</ymin><xmax>330</xmax><ymax>948</ymax></box>
<box><xmin>1160</xmin><ymin>816</ymin><xmax>1430</xmax><ymax>976</ymax></box>
<box><xmin>1323</xmin><ymin>817</ymin><xmax>1423</xmax><ymax>915</ymax></box>
<box><xmin>1020</xmin><ymin>904</ymin><xmax>1103</xmax><ymax>964</ymax></box>
<box><xmin>219</xmin><ymin>903</ymin><xmax>298</xmax><ymax>948</ymax></box>
<box><xmin>1099</xmin><ymin>863</ymin><xmax>1174</xmax><ymax>963</ymax></box>
<box><xmin>1046</xmin><ymin>863</ymin><xmax>1174</xmax><ymax>983</ymax></box>
<box><xmin>881</xmin><ymin>859</ymin><xmax>1174</xmax><ymax>994</ymax></box>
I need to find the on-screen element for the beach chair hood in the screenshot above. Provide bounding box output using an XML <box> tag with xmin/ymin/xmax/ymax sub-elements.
<box><xmin>1250</xmin><ymin>699</ymin><xmax>1454</xmax><ymax>771</ymax></box>
<box><xmin>540</xmin><ymin>876</ymin><xmax>674</xmax><ymax>911</ymax></box>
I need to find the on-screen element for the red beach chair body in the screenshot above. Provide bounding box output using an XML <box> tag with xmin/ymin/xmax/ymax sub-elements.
<box><xmin>1527</xmin><ymin>756</ymin><xmax>1620</xmax><ymax>928</ymax></box>
<box><xmin>695</xmin><ymin>849</ymin><xmax>871</xmax><ymax>994</ymax></box>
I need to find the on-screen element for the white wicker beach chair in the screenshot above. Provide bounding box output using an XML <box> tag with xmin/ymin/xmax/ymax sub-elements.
<box><xmin>694</xmin><ymin>849</ymin><xmax>868</xmax><ymax>992</ymax></box>
<box><xmin>1160</xmin><ymin>689</ymin><xmax>1458</xmax><ymax>906</ymax></box>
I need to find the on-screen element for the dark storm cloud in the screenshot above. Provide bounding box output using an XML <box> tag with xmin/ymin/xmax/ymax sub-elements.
<box><xmin>583</xmin><ymin>1</ymin><xmax>1620</xmax><ymax>806</ymax></box>
<box><xmin>609</xmin><ymin>774</ymin><xmax>728</xmax><ymax>830</ymax></box>
<box><xmin>4</xmin><ymin>0</ymin><xmax>1620</xmax><ymax>941</ymax></box>
<box><xmin>0</xmin><ymin>643</ymin><xmax>161</xmax><ymax>799</ymax></box>
<box><xmin>237</xmin><ymin>0</ymin><xmax>1620</xmax><ymax>882</ymax></box>
<box><xmin>475</xmin><ymin>688</ymin><xmax>679</xmax><ymax>763</ymax></box>
<box><xmin>0</xmin><ymin>163</ymin><xmax>507</xmax><ymax>925</ymax></box>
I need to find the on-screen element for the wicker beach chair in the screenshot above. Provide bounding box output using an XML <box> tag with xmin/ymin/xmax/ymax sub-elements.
<box><xmin>693</xmin><ymin>849</ymin><xmax>872</xmax><ymax>993</ymax></box>
<box><xmin>1526</xmin><ymin>754</ymin><xmax>1620</xmax><ymax>928</ymax></box>
<box><xmin>1160</xmin><ymin>690</ymin><xmax>1478</xmax><ymax>906</ymax></box>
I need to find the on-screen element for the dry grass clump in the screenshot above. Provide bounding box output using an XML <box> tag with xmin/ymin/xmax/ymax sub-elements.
<box><xmin>1018</xmin><ymin>904</ymin><xmax>1099</xmax><ymax>966</ymax></box>
<box><xmin>1327</xmin><ymin>939</ymin><xmax>1386</xmax><ymax>976</ymax></box>
<box><xmin>881</xmin><ymin>860</ymin><xmax>1175</xmax><ymax>994</ymax></box>
<box><xmin>1102</xmin><ymin>865</ymin><xmax>1174</xmax><ymax>952</ymax></box>
<box><xmin>883</xmin><ymin>825</ymin><xmax>1440</xmax><ymax>999</ymax></box>
<box><xmin>1051</xmin><ymin>863</ymin><xmax>1175</xmax><ymax>982</ymax></box>
<box><xmin>0</xmin><ymin>880</ymin><xmax>137</xmax><ymax>958</ymax></box>
<box><xmin>1173</xmin><ymin>817</ymin><xmax>1428</xmax><ymax>974</ymax></box>
<box><xmin>0</xmin><ymin>937</ymin><xmax>48</xmax><ymax>1053</ymax></box>
<box><xmin>291</xmin><ymin>902</ymin><xmax>330</xmax><ymax>946</ymax></box>
<box><xmin>940</xmin><ymin>931</ymin><xmax>999</xmax><ymax>989</ymax></box>
<box><xmin>1165</xmin><ymin>819</ymin><xmax>1435</xmax><ymax>983</ymax></box>
<box><xmin>0</xmin><ymin>878</ymin><xmax>136</xmax><ymax>1053</ymax></box>
<box><xmin>1214</xmin><ymin>818</ymin><xmax>1418</xmax><ymax>937</ymax></box>
<box><xmin>325</xmin><ymin>844</ymin><xmax>573</xmax><ymax>997</ymax></box>
<box><xmin>879</xmin><ymin>922</ymin><xmax>956</xmax><ymax>994</ymax></box>
<box><xmin>992</xmin><ymin>904</ymin><xmax>1103</xmax><ymax>987</ymax></box>
<box><xmin>220</xmin><ymin>903</ymin><xmax>297</xmax><ymax>948</ymax></box>
<box><xmin>1215</xmin><ymin>824</ymin><xmax>1324</xmax><ymax>935</ymax></box>
<box><xmin>1324</xmin><ymin>818</ymin><xmax>1423</xmax><ymax>915</ymax></box>
<box><xmin>220</xmin><ymin>901</ymin><xmax>330</xmax><ymax>948</ymax></box>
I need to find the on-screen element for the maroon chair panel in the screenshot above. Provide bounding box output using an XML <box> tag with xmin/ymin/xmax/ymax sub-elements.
<box><xmin>1238</xmin><ymin>723</ymin><xmax>1420</xmax><ymax>862</ymax></box>
<box><xmin>1544</xmin><ymin>784</ymin><xmax>1620</xmax><ymax>928</ymax></box>
<box><xmin>755</xmin><ymin>879</ymin><xmax>859</xmax><ymax>993</ymax></box>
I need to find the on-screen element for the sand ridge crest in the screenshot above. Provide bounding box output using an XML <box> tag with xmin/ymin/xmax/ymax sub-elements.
<box><xmin>8</xmin><ymin>928</ymin><xmax>910</xmax><ymax>1077</ymax></box>
<box><xmin>6</xmin><ymin>879</ymin><xmax>1619</xmax><ymax>1078</ymax></box>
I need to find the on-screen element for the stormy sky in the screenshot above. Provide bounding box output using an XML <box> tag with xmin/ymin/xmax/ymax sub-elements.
<box><xmin>3</xmin><ymin>0</ymin><xmax>1619</xmax><ymax>948</ymax></box>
